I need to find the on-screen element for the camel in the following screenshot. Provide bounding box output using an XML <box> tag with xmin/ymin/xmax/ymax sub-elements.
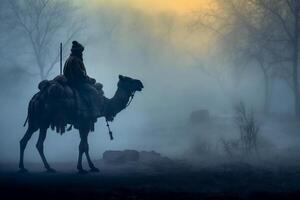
<box><xmin>19</xmin><ymin>75</ymin><xmax>143</xmax><ymax>173</ymax></box>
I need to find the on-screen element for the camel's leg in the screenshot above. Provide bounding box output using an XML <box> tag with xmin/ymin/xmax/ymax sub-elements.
<box><xmin>19</xmin><ymin>126</ymin><xmax>36</xmax><ymax>172</ymax></box>
<box><xmin>36</xmin><ymin>128</ymin><xmax>55</xmax><ymax>172</ymax></box>
<box><xmin>84</xmin><ymin>134</ymin><xmax>99</xmax><ymax>172</ymax></box>
<box><xmin>77</xmin><ymin>129</ymin><xmax>88</xmax><ymax>174</ymax></box>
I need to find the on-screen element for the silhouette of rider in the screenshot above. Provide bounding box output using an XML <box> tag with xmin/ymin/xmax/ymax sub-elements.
<box><xmin>63</xmin><ymin>41</ymin><xmax>100</xmax><ymax>119</ymax></box>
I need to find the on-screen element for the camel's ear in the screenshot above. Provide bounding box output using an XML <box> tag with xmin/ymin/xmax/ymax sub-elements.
<box><xmin>119</xmin><ymin>75</ymin><xmax>124</xmax><ymax>80</ymax></box>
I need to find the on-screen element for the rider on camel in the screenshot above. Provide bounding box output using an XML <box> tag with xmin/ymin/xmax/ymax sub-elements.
<box><xmin>63</xmin><ymin>41</ymin><xmax>101</xmax><ymax>120</ymax></box>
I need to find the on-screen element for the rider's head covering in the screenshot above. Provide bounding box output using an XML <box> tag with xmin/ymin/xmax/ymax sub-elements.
<box><xmin>71</xmin><ymin>41</ymin><xmax>84</xmax><ymax>53</ymax></box>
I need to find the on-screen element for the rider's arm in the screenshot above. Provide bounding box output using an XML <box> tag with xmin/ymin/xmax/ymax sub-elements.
<box><xmin>72</xmin><ymin>60</ymin><xmax>88</xmax><ymax>82</ymax></box>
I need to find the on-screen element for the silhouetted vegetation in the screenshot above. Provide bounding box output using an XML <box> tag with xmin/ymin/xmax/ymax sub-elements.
<box><xmin>221</xmin><ymin>102</ymin><xmax>259</xmax><ymax>159</ymax></box>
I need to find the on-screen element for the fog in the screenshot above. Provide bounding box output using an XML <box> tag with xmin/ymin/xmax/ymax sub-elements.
<box><xmin>0</xmin><ymin>0</ymin><xmax>299</xmax><ymax>168</ymax></box>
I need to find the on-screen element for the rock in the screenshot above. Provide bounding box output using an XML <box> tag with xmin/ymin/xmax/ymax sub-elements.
<box><xmin>102</xmin><ymin>150</ymin><xmax>140</xmax><ymax>164</ymax></box>
<box><xmin>123</xmin><ymin>150</ymin><xmax>140</xmax><ymax>161</ymax></box>
<box><xmin>103</xmin><ymin>150</ymin><xmax>126</xmax><ymax>164</ymax></box>
<box><xmin>102</xmin><ymin>150</ymin><xmax>174</xmax><ymax>169</ymax></box>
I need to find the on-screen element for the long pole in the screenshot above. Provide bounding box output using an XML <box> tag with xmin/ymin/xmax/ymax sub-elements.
<box><xmin>60</xmin><ymin>42</ymin><xmax>62</xmax><ymax>75</ymax></box>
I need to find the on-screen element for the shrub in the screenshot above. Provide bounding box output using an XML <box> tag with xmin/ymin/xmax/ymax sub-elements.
<box><xmin>234</xmin><ymin>102</ymin><xmax>259</xmax><ymax>155</ymax></box>
<box><xmin>221</xmin><ymin>102</ymin><xmax>260</xmax><ymax>159</ymax></box>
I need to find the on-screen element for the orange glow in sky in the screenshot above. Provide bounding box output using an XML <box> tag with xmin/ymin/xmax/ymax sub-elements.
<box><xmin>80</xmin><ymin>0</ymin><xmax>218</xmax><ymax>54</ymax></box>
<box><xmin>88</xmin><ymin>0</ymin><xmax>214</xmax><ymax>14</ymax></box>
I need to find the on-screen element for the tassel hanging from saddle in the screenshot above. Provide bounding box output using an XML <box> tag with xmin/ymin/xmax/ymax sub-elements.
<box><xmin>106</xmin><ymin>118</ymin><xmax>113</xmax><ymax>140</ymax></box>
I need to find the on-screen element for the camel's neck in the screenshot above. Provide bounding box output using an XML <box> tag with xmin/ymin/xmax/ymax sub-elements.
<box><xmin>104</xmin><ymin>87</ymin><xmax>131</xmax><ymax>119</ymax></box>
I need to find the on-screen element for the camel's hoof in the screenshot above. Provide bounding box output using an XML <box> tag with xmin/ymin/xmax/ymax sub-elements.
<box><xmin>46</xmin><ymin>168</ymin><xmax>56</xmax><ymax>173</ymax></box>
<box><xmin>90</xmin><ymin>167</ymin><xmax>100</xmax><ymax>173</ymax></box>
<box><xmin>77</xmin><ymin>169</ymin><xmax>88</xmax><ymax>174</ymax></box>
<box><xmin>18</xmin><ymin>168</ymin><xmax>29</xmax><ymax>173</ymax></box>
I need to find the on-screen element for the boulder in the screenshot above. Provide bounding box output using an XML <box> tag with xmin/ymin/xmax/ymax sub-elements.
<box><xmin>103</xmin><ymin>150</ymin><xmax>126</xmax><ymax>164</ymax></box>
<box><xmin>123</xmin><ymin>150</ymin><xmax>140</xmax><ymax>161</ymax></box>
<box><xmin>102</xmin><ymin>150</ymin><xmax>172</xmax><ymax>167</ymax></box>
<box><xmin>139</xmin><ymin>151</ymin><xmax>161</xmax><ymax>162</ymax></box>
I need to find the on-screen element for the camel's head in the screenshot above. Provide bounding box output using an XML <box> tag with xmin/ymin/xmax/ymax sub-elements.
<box><xmin>118</xmin><ymin>75</ymin><xmax>144</xmax><ymax>93</ymax></box>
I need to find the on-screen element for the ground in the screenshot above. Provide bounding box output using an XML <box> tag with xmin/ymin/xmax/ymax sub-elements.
<box><xmin>1</xmin><ymin>160</ymin><xmax>300</xmax><ymax>200</ymax></box>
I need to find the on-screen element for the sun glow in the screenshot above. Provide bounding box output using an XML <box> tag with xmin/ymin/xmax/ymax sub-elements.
<box><xmin>77</xmin><ymin>0</ymin><xmax>219</xmax><ymax>57</ymax></box>
<box><xmin>87</xmin><ymin>0</ymin><xmax>214</xmax><ymax>14</ymax></box>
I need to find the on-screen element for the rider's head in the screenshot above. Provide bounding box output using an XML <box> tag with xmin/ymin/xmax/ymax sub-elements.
<box><xmin>71</xmin><ymin>41</ymin><xmax>84</xmax><ymax>59</ymax></box>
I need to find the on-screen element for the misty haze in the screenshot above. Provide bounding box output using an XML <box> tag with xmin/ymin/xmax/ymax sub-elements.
<box><xmin>1</xmin><ymin>0</ymin><xmax>300</xmax><ymax>199</ymax></box>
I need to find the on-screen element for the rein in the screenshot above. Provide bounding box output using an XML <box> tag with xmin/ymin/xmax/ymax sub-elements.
<box><xmin>126</xmin><ymin>92</ymin><xmax>135</xmax><ymax>108</ymax></box>
<box><xmin>105</xmin><ymin>91</ymin><xmax>136</xmax><ymax>140</ymax></box>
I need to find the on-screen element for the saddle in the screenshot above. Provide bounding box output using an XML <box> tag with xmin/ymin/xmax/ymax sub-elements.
<box><xmin>37</xmin><ymin>75</ymin><xmax>105</xmax><ymax>133</ymax></box>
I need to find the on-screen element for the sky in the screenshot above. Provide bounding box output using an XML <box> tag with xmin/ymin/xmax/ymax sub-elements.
<box><xmin>74</xmin><ymin>0</ymin><xmax>218</xmax><ymax>52</ymax></box>
<box><xmin>85</xmin><ymin>0</ymin><xmax>214</xmax><ymax>14</ymax></box>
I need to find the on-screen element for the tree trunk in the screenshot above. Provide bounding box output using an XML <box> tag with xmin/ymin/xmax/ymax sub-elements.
<box><xmin>293</xmin><ymin>11</ymin><xmax>300</xmax><ymax>118</ymax></box>
<box><xmin>257</xmin><ymin>59</ymin><xmax>271</xmax><ymax>115</ymax></box>
<box><xmin>262</xmin><ymin>69</ymin><xmax>271</xmax><ymax>114</ymax></box>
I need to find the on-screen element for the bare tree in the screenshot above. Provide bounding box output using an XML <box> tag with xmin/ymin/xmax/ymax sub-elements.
<box><xmin>186</xmin><ymin>1</ymin><xmax>253</xmax><ymax>101</ymax></box>
<box><xmin>228</xmin><ymin>0</ymin><xmax>300</xmax><ymax>116</ymax></box>
<box><xmin>189</xmin><ymin>0</ymin><xmax>300</xmax><ymax>117</ymax></box>
<box><xmin>8</xmin><ymin>0</ymin><xmax>83</xmax><ymax>80</ymax></box>
<box><xmin>221</xmin><ymin>102</ymin><xmax>260</xmax><ymax>159</ymax></box>
<box><xmin>0</xmin><ymin>1</ymin><xmax>15</xmax><ymax>61</ymax></box>
<box><xmin>223</xmin><ymin>1</ymin><xmax>277</xmax><ymax>114</ymax></box>
<box><xmin>252</xmin><ymin>0</ymin><xmax>300</xmax><ymax>117</ymax></box>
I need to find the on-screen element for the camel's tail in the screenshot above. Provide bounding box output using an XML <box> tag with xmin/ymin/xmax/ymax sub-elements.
<box><xmin>23</xmin><ymin>115</ymin><xmax>28</xmax><ymax>127</ymax></box>
<box><xmin>23</xmin><ymin>102</ymin><xmax>30</xmax><ymax>127</ymax></box>
<box><xmin>23</xmin><ymin>93</ymin><xmax>37</xmax><ymax>127</ymax></box>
